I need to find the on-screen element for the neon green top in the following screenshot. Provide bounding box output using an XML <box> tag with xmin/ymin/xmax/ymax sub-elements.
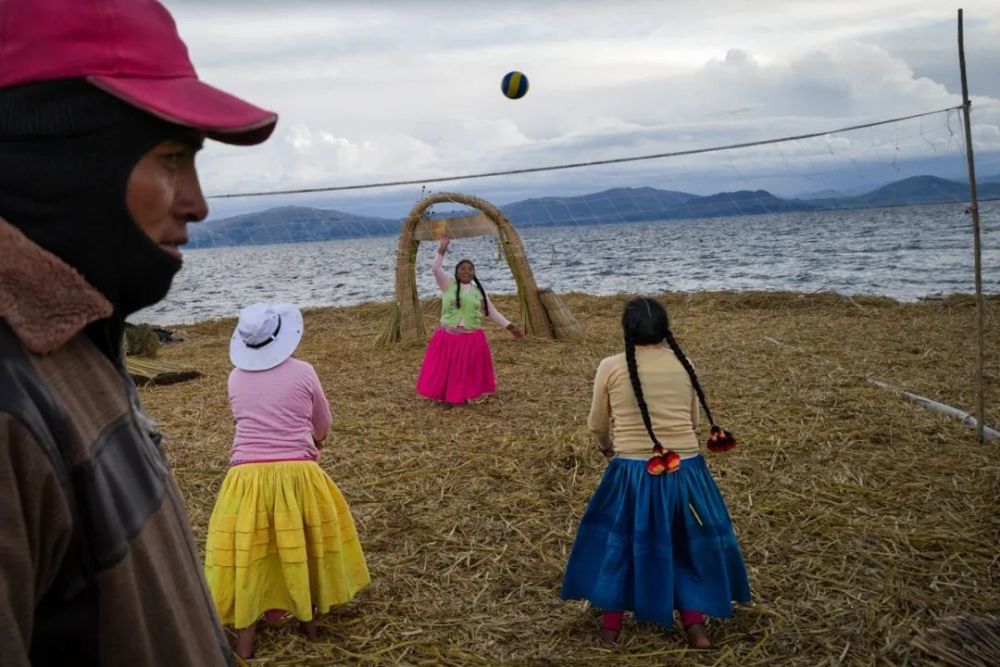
<box><xmin>431</xmin><ymin>251</ymin><xmax>510</xmax><ymax>330</ymax></box>
<box><xmin>440</xmin><ymin>280</ymin><xmax>485</xmax><ymax>329</ymax></box>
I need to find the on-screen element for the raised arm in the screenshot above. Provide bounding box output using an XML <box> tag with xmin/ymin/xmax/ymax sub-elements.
<box><xmin>432</xmin><ymin>238</ymin><xmax>451</xmax><ymax>291</ymax></box>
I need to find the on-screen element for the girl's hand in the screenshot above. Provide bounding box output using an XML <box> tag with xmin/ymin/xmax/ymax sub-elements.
<box><xmin>507</xmin><ymin>323</ymin><xmax>524</xmax><ymax>338</ymax></box>
<box><xmin>437</xmin><ymin>236</ymin><xmax>450</xmax><ymax>254</ymax></box>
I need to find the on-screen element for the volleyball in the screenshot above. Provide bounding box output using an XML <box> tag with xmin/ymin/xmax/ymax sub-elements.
<box><xmin>501</xmin><ymin>71</ymin><xmax>529</xmax><ymax>99</ymax></box>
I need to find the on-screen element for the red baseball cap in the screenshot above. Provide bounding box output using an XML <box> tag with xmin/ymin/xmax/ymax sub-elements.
<box><xmin>0</xmin><ymin>0</ymin><xmax>277</xmax><ymax>145</ymax></box>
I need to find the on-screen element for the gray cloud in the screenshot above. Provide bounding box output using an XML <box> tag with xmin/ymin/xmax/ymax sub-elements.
<box><xmin>157</xmin><ymin>0</ymin><xmax>1000</xmax><ymax>217</ymax></box>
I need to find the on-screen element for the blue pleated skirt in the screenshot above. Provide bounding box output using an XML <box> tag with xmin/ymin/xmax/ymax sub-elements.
<box><xmin>561</xmin><ymin>456</ymin><xmax>751</xmax><ymax>627</ymax></box>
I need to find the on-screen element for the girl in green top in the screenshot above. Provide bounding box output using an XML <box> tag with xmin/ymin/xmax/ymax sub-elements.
<box><xmin>416</xmin><ymin>236</ymin><xmax>522</xmax><ymax>403</ymax></box>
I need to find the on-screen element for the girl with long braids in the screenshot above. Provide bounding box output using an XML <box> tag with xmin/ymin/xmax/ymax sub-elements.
<box><xmin>561</xmin><ymin>297</ymin><xmax>750</xmax><ymax>649</ymax></box>
<box><xmin>416</xmin><ymin>235</ymin><xmax>523</xmax><ymax>404</ymax></box>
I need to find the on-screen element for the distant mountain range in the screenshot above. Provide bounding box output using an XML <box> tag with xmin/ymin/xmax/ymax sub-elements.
<box><xmin>188</xmin><ymin>174</ymin><xmax>1000</xmax><ymax>249</ymax></box>
<box><xmin>807</xmin><ymin>175</ymin><xmax>1000</xmax><ymax>209</ymax></box>
<box><xmin>188</xmin><ymin>206</ymin><xmax>395</xmax><ymax>247</ymax></box>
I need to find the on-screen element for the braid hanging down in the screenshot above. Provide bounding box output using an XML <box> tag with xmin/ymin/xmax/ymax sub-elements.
<box><xmin>663</xmin><ymin>329</ymin><xmax>736</xmax><ymax>453</ymax></box>
<box><xmin>472</xmin><ymin>276</ymin><xmax>489</xmax><ymax>316</ymax></box>
<box><xmin>453</xmin><ymin>260</ymin><xmax>489</xmax><ymax>316</ymax></box>
<box><xmin>620</xmin><ymin>298</ymin><xmax>736</xmax><ymax>476</ymax></box>
<box><xmin>624</xmin><ymin>333</ymin><xmax>681</xmax><ymax>475</ymax></box>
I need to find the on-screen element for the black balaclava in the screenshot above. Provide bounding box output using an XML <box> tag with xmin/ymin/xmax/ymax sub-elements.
<box><xmin>0</xmin><ymin>79</ymin><xmax>187</xmax><ymax>359</ymax></box>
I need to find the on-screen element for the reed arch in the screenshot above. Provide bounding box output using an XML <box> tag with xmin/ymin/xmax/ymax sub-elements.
<box><xmin>376</xmin><ymin>192</ymin><xmax>581</xmax><ymax>345</ymax></box>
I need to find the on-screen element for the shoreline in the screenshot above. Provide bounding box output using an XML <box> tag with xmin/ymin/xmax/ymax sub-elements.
<box><xmin>137</xmin><ymin>202</ymin><xmax>1000</xmax><ymax>326</ymax></box>
<box><xmin>135</xmin><ymin>288</ymin><xmax>1000</xmax><ymax>328</ymax></box>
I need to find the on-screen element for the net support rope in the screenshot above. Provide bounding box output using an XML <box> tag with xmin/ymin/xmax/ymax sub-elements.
<box><xmin>210</xmin><ymin>106</ymin><xmax>963</xmax><ymax>199</ymax></box>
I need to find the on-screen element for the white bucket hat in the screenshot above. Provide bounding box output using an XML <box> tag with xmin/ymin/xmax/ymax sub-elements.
<box><xmin>229</xmin><ymin>303</ymin><xmax>304</xmax><ymax>371</ymax></box>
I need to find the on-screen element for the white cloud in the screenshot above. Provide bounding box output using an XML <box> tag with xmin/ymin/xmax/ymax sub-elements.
<box><xmin>159</xmin><ymin>0</ymin><xmax>1000</xmax><ymax>210</ymax></box>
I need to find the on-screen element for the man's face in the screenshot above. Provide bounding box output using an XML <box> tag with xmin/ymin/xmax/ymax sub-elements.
<box><xmin>125</xmin><ymin>133</ymin><xmax>208</xmax><ymax>262</ymax></box>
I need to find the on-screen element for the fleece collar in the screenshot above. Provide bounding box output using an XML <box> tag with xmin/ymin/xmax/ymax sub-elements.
<box><xmin>0</xmin><ymin>217</ymin><xmax>112</xmax><ymax>355</ymax></box>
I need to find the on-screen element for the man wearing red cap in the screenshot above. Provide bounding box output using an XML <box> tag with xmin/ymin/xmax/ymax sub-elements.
<box><xmin>0</xmin><ymin>1</ymin><xmax>278</xmax><ymax>665</ymax></box>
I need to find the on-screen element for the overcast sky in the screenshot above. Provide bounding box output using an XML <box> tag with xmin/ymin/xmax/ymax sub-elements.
<box><xmin>162</xmin><ymin>1</ymin><xmax>1000</xmax><ymax>219</ymax></box>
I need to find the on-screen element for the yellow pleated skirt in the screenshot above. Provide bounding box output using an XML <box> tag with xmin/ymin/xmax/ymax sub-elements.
<box><xmin>204</xmin><ymin>460</ymin><xmax>370</xmax><ymax>629</ymax></box>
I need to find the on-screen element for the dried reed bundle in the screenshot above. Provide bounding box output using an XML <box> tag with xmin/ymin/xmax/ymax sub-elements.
<box><xmin>125</xmin><ymin>323</ymin><xmax>161</xmax><ymax>357</ymax></box>
<box><xmin>538</xmin><ymin>289</ymin><xmax>583</xmax><ymax>340</ymax></box>
<box><xmin>377</xmin><ymin>192</ymin><xmax>557</xmax><ymax>345</ymax></box>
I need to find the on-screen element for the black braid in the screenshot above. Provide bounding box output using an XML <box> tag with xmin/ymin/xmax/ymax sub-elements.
<box><xmin>472</xmin><ymin>276</ymin><xmax>489</xmax><ymax>315</ymax></box>
<box><xmin>453</xmin><ymin>260</ymin><xmax>489</xmax><ymax>316</ymax></box>
<box><xmin>664</xmin><ymin>329</ymin><xmax>715</xmax><ymax>427</ymax></box>
<box><xmin>625</xmin><ymin>335</ymin><xmax>662</xmax><ymax>448</ymax></box>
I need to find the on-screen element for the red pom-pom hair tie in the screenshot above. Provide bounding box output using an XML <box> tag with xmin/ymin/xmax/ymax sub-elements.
<box><xmin>646</xmin><ymin>444</ymin><xmax>682</xmax><ymax>476</ymax></box>
<box><xmin>707</xmin><ymin>425</ymin><xmax>736</xmax><ymax>453</ymax></box>
<box><xmin>646</xmin><ymin>444</ymin><xmax>666</xmax><ymax>475</ymax></box>
<box><xmin>646</xmin><ymin>456</ymin><xmax>666</xmax><ymax>476</ymax></box>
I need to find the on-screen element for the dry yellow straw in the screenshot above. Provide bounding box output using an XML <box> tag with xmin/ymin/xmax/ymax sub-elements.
<box><xmin>143</xmin><ymin>291</ymin><xmax>1000</xmax><ymax>665</ymax></box>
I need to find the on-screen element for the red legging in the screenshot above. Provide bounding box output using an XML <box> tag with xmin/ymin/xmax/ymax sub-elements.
<box><xmin>602</xmin><ymin>609</ymin><xmax>704</xmax><ymax>631</ymax></box>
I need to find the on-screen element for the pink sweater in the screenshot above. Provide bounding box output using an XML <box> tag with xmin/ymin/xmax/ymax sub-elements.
<box><xmin>227</xmin><ymin>357</ymin><xmax>332</xmax><ymax>465</ymax></box>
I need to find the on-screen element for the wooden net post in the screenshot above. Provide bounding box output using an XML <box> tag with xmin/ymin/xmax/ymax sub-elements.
<box><xmin>958</xmin><ymin>8</ymin><xmax>987</xmax><ymax>444</ymax></box>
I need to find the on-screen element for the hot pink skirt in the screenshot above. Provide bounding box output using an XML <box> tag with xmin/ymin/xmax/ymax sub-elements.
<box><xmin>416</xmin><ymin>327</ymin><xmax>496</xmax><ymax>404</ymax></box>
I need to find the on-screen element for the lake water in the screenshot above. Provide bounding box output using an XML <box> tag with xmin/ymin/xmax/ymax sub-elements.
<box><xmin>135</xmin><ymin>203</ymin><xmax>999</xmax><ymax>325</ymax></box>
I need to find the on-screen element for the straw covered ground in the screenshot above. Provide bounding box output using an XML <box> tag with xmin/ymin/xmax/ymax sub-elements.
<box><xmin>141</xmin><ymin>292</ymin><xmax>1000</xmax><ymax>666</ymax></box>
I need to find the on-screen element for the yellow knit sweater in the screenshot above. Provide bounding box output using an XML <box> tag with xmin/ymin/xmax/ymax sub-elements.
<box><xmin>587</xmin><ymin>345</ymin><xmax>700</xmax><ymax>457</ymax></box>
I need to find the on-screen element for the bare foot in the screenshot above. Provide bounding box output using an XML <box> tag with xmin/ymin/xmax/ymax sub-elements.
<box><xmin>685</xmin><ymin>622</ymin><xmax>711</xmax><ymax>650</ymax></box>
<box><xmin>597</xmin><ymin>628</ymin><xmax>619</xmax><ymax>645</ymax></box>
<box><xmin>298</xmin><ymin>619</ymin><xmax>319</xmax><ymax>640</ymax></box>
<box><xmin>235</xmin><ymin>624</ymin><xmax>256</xmax><ymax>659</ymax></box>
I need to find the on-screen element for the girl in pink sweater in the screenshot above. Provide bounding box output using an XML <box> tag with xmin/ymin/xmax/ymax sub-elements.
<box><xmin>204</xmin><ymin>303</ymin><xmax>369</xmax><ymax>659</ymax></box>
